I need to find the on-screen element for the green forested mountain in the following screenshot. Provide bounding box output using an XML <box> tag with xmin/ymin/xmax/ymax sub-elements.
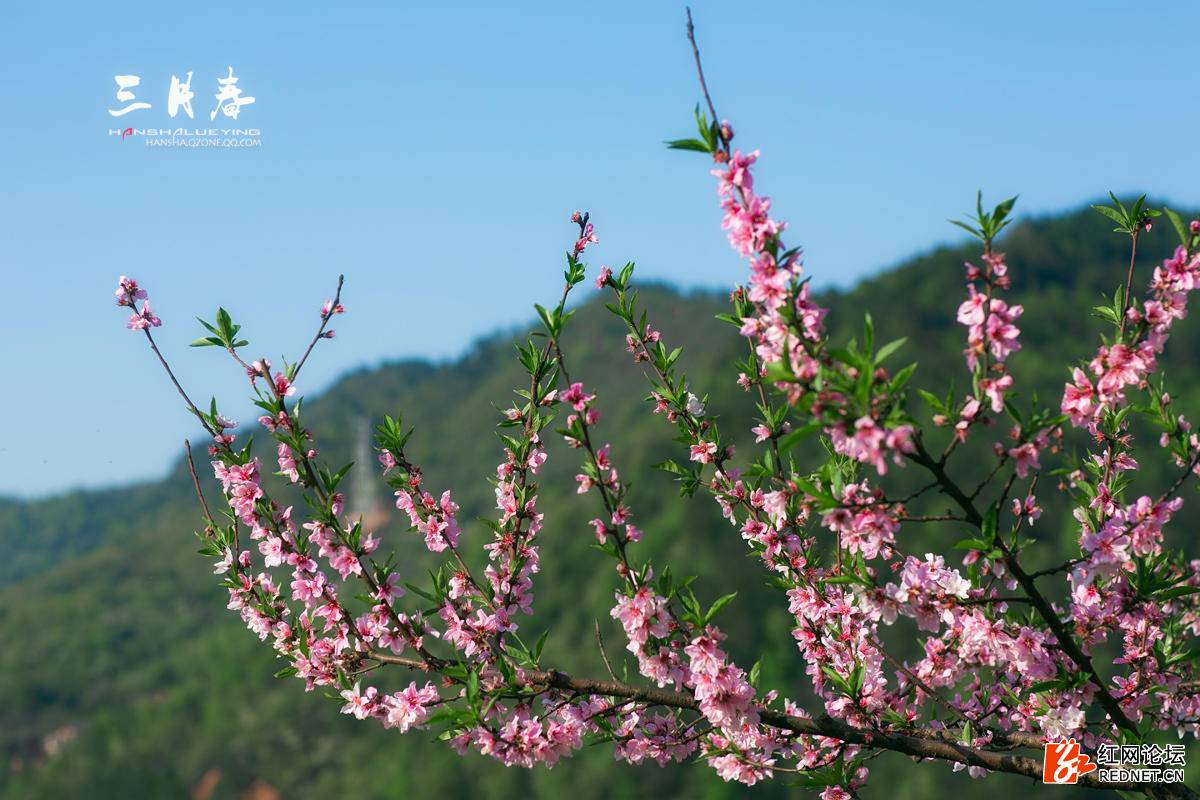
<box><xmin>3</xmin><ymin>204</ymin><xmax>1198</xmax><ymax>799</ymax></box>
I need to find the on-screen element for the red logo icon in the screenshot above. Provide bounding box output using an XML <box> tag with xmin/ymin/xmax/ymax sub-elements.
<box><xmin>1043</xmin><ymin>739</ymin><xmax>1097</xmax><ymax>784</ymax></box>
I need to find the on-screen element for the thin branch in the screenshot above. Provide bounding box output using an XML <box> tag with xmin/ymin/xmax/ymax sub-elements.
<box><xmin>685</xmin><ymin>8</ymin><xmax>728</xmax><ymax>157</ymax></box>
<box><xmin>294</xmin><ymin>274</ymin><xmax>344</xmax><ymax>380</ymax></box>
<box><xmin>959</xmin><ymin>595</ymin><xmax>1033</xmax><ymax>606</ymax></box>
<box><xmin>595</xmin><ymin>619</ymin><xmax>618</xmax><ymax>682</ymax></box>
<box><xmin>1027</xmin><ymin>557</ymin><xmax>1085</xmax><ymax>580</ymax></box>
<box><xmin>142</xmin><ymin>328</ymin><xmax>214</xmax><ymax>436</ymax></box>
<box><xmin>184</xmin><ymin>439</ymin><xmax>214</xmax><ymax>531</ymax></box>
<box><xmin>899</xmin><ymin>513</ymin><xmax>968</xmax><ymax>523</ymax></box>
<box><xmin>1117</xmin><ymin>228</ymin><xmax>1141</xmax><ymax>340</ymax></box>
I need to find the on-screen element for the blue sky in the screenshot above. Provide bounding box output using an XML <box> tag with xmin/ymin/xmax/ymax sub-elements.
<box><xmin>2</xmin><ymin>1</ymin><xmax>1198</xmax><ymax>497</ymax></box>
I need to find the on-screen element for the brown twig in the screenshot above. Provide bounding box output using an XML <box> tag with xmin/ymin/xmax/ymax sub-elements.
<box><xmin>184</xmin><ymin>439</ymin><xmax>214</xmax><ymax>531</ymax></box>
<box><xmin>142</xmin><ymin>328</ymin><xmax>215</xmax><ymax>436</ymax></box>
<box><xmin>294</xmin><ymin>274</ymin><xmax>344</xmax><ymax>380</ymax></box>
<box><xmin>685</xmin><ymin>8</ymin><xmax>728</xmax><ymax>157</ymax></box>
<box><xmin>595</xmin><ymin>619</ymin><xmax>618</xmax><ymax>682</ymax></box>
<box><xmin>1117</xmin><ymin>228</ymin><xmax>1141</xmax><ymax>340</ymax></box>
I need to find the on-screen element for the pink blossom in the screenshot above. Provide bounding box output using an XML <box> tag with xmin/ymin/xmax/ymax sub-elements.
<box><xmin>381</xmin><ymin>682</ymin><xmax>439</xmax><ymax>732</ymax></box>
<box><xmin>1007</xmin><ymin>441</ymin><xmax>1041</xmax><ymax>479</ymax></box>
<box><xmin>274</xmin><ymin>372</ymin><xmax>295</xmax><ymax>397</ymax></box>
<box><xmin>574</xmin><ymin>223</ymin><xmax>598</xmax><ymax>254</ymax></box>
<box><xmin>690</xmin><ymin>441</ymin><xmax>718</xmax><ymax>464</ymax></box>
<box><xmin>114</xmin><ymin>275</ymin><xmax>147</xmax><ymax>306</ymax></box>
<box><xmin>340</xmin><ymin>682</ymin><xmax>379</xmax><ymax>720</ymax></box>
<box><xmin>560</xmin><ymin>382</ymin><xmax>595</xmax><ymax>411</ymax></box>
<box><xmin>126</xmin><ymin>301</ymin><xmax>162</xmax><ymax>330</ymax></box>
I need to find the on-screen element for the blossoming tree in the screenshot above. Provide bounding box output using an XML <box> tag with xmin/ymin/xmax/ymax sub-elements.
<box><xmin>115</xmin><ymin>15</ymin><xmax>1200</xmax><ymax>799</ymax></box>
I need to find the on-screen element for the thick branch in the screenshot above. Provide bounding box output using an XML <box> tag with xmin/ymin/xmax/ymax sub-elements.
<box><xmin>367</xmin><ymin>650</ymin><xmax>1190</xmax><ymax>795</ymax></box>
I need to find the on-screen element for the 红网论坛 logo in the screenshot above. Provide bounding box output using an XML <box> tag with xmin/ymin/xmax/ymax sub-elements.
<box><xmin>1043</xmin><ymin>739</ymin><xmax>1097</xmax><ymax>785</ymax></box>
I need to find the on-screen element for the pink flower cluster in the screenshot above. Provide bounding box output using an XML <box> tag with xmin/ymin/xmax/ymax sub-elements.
<box><xmin>340</xmin><ymin>680</ymin><xmax>440</xmax><ymax>732</ymax></box>
<box><xmin>710</xmin><ymin>150</ymin><xmax>825</xmax><ymax>383</ymax></box>
<box><xmin>708</xmin><ymin>149</ymin><xmax>917</xmax><ymax>478</ymax></box>
<box><xmin>212</xmin><ymin>459</ymin><xmax>264</xmax><ymax>525</ymax></box>
<box><xmin>1075</xmin><ymin>495</ymin><xmax>1182</xmax><ymax>583</ymax></box>
<box><xmin>1063</xmin><ymin>245</ymin><xmax>1200</xmax><ymax>430</ymax></box>
<box><xmin>571</xmin><ymin>210</ymin><xmax>599</xmax><ymax>255</ymax></box>
<box><xmin>451</xmin><ymin>697</ymin><xmax>606</xmax><ymax>768</ymax></box>
<box><xmin>820</xmin><ymin>481</ymin><xmax>901</xmax><ymax>560</ymax></box>
<box><xmin>556</xmin><ymin>361</ymin><xmax>794</xmax><ymax>786</ymax></box>
<box><xmin>395</xmin><ymin>488</ymin><xmax>461</xmax><ymax>552</ymax></box>
<box><xmin>828</xmin><ymin>417</ymin><xmax>914</xmax><ymax>476</ymax></box>
<box><xmin>957</xmin><ymin>252</ymin><xmax>1021</xmax><ymax>412</ymax></box>
<box><xmin>115</xmin><ymin>275</ymin><xmax>161</xmax><ymax>330</ymax></box>
<box><xmin>613</xmin><ymin>712</ymin><xmax>697</xmax><ymax>766</ymax></box>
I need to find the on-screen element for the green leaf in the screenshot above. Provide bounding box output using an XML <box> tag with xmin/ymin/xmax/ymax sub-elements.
<box><xmin>466</xmin><ymin>670</ymin><xmax>480</xmax><ymax>705</ymax></box>
<box><xmin>874</xmin><ymin>337</ymin><xmax>907</xmax><ymax>365</ymax></box>
<box><xmin>981</xmin><ymin>501</ymin><xmax>1000</xmax><ymax>546</ymax></box>
<box><xmin>665</xmin><ymin>138</ymin><xmax>712</xmax><ymax>153</ymax></box>
<box><xmin>954</xmin><ymin>538</ymin><xmax>990</xmax><ymax>551</ymax></box>
<box><xmin>763</xmin><ymin>360</ymin><xmax>795</xmax><ymax>384</ymax></box>
<box><xmin>777</xmin><ymin>420</ymin><xmax>820</xmax><ymax>453</ymax></box>
<box><xmin>1091</xmin><ymin>204</ymin><xmax>1127</xmax><ymax>227</ymax></box>
<box><xmin>533</xmin><ymin>304</ymin><xmax>555</xmax><ymax>335</ymax></box>
<box><xmin>703</xmin><ymin>592</ymin><xmax>738</xmax><ymax>624</ymax></box>
<box><xmin>889</xmin><ymin>362</ymin><xmax>918</xmax><ymax>393</ymax></box>
<box><xmin>652</xmin><ymin>459</ymin><xmax>690</xmax><ymax>477</ymax></box>
<box><xmin>948</xmin><ymin>219</ymin><xmax>982</xmax><ymax>240</ymax></box>
<box><xmin>992</xmin><ymin>195</ymin><xmax>1018</xmax><ymax>223</ymax></box>
<box><xmin>918</xmin><ymin>389</ymin><xmax>945</xmax><ymax>413</ymax></box>
<box><xmin>1109</xmin><ymin>191</ymin><xmax>1128</xmax><ymax>216</ymax></box>
<box><xmin>1164</xmin><ymin>206</ymin><xmax>1189</xmax><ymax>246</ymax></box>
<box><xmin>1157</xmin><ymin>585</ymin><xmax>1200</xmax><ymax>601</ymax></box>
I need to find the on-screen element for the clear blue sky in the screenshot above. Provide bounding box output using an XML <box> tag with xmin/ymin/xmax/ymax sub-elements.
<box><xmin>3</xmin><ymin>1</ymin><xmax>1198</xmax><ymax>497</ymax></box>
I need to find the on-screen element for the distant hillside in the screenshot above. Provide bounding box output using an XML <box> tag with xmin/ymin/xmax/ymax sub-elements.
<box><xmin>2</xmin><ymin>204</ymin><xmax>1197</xmax><ymax>799</ymax></box>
